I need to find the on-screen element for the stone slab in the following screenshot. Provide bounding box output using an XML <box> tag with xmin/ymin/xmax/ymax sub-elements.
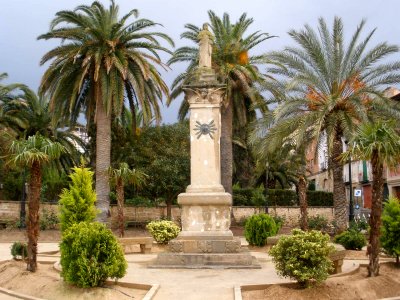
<box><xmin>177</xmin><ymin>230</ymin><xmax>233</xmax><ymax>240</ymax></box>
<box><xmin>169</xmin><ymin>238</ymin><xmax>241</xmax><ymax>253</ymax></box>
<box><xmin>149</xmin><ymin>252</ymin><xmax>261</xmax><ymax>269</ymax></box>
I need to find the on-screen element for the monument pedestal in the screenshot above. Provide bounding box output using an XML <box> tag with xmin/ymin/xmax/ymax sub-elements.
<box><xmin>150</xmin><ymin>192</ymin><xmax>260</xmax><ymax>269</ymax></box>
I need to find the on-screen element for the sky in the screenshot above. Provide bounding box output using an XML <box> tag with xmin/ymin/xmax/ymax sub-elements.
<box><xmin>1</xmin><ymin>0</ymin><xmax>399</xmax><ymax>124</ymax></box>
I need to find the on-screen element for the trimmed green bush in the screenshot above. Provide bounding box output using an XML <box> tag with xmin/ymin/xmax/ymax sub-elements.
<box><xmin>307</xmin><ymin>215</ymin><xmax>329</xmax><ymax>231</ymax></box>
<box><xmin>267</xmin><ymin>189</ymin><xmax>298</xmax><ymax>206</ymax></box>
<box><xmin>59</xmin><ymin>166</ymin><xmax>97</xmax><ymax>232</ymax></box>
<box><xmin>381</xmin><ymin>196</ymin><xmax>400</xmax><ymax>264</ymax></box>
<box><xmin>60</xmin><ymin>222</ymin><xmax>127</xmax><ymax>287</ymax></box>
<box><xmin>232</xmin><ymin>187</ymin><xmax>333</xmax><ymax>207</ymax></box>
<box><xmin>244</xmin><ymin>214</ymin><xmax>278</xmax><ymax>246</ymax></box>
<box><xmin>146</xmin><ymin>220</ymin><xmax>180</xmax><ymax>244</ymax></box>
<box><xmin>269</xmin><ymin>229</ymin><xmax>334</xmax><ymax>286</ymax></box>
<box><xmin>10</xmin><ymin>242</ymin><xmax>27</xmax><ymax>260</ymax></box>
<box><xmin>334</xmin><ymin>229</ymin><xmax>367</xmax><ymax>250</ymax></box>
<box><xmin>306</xmin><ymin>191</ymin><xmax>333</xmax><ymax>206</ymax></box>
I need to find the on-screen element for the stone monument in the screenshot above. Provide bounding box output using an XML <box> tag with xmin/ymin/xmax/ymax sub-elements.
<box><xmin>151</xmin><ymin>24</ymin><xmax>259</xmax><ymax>268</ymax></box>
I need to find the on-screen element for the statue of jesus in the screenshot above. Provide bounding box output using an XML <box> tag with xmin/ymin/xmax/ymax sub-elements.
<box><xmin>198</xmin><ymin>23</ymin><xmax>213</xmax><ymax>68</ymax></box>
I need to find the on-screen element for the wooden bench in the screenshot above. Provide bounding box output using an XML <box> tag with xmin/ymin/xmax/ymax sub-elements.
<box><xmin>118</xmin><ymin>237</ymin><xmax>153</xmax><ymax>254</ymax></box>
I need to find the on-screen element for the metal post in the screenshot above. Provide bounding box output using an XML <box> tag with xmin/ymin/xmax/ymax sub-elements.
<box><xmin>348</xmin><ymin>156</ymin><xmax>354</xmax><ymax>222</ymax></box>
<box><xmin>265</xmin><ymin>163</ymin><xmax>269</xmax><ymax>214</ymax></box>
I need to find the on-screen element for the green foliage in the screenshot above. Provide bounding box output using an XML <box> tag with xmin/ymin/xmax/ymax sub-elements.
<box><xmin>307</xmin><ymin>191</ymin><xmax>333</xmax><ymax>206</ymax></box>
<box><xmin>128</xmin><ymin>122</ymin><xmax>190</xmax><ymax>206</ymax></box>
<box><xmin>233</xmin><ymin>187</ymin><xmax>333</xmax><ymax>207</ymax></box>
<box><xmin>244</xmin><ymin>214</ymin><xmax>278</xmax><ymax>246</ymax></box>
<box><xmin>349</xmin><ymin>219</ymin><xmax>369</xmax><ymax>232</ymax></box>
<box><xmin>125</xmin><ymin>196</ymin><xmax>160</xmax><ymax>207</ymax></box>
<box><xmin>267</xmin><ymin>189</ymin><xmax>298</xmax><ymax>206</ymax></box>
<box><xmin>233</xmin><ymin>186</ymin><xmax>264</xmax><ymax>206</ymax></box>
<box><xmin>269</xmin><ymin>229</ymin><xmax>334</xmax><ymax>286</ymax></box>
<box><xmin>307</xmin><ymin>215</ymin><xmax>329</xmax><ymax>231</ymax></box>
<box><xmin>59</xmin><ymin>166</ymin><xmax>97</xmax><ymax>232</ymax></box>
<box><xmin>10</xmin><ymin>242</ymin><xmax>27</xmax><ymax>259</ymax></box>
<box><xmin>381</xmin><ymin>197</ymin><xmax>400</xmax><ymax>262</ymax></box>
<box><xmin>60</xmin><ymin>222</ymin><xmax>127</xmax><ymax>288</ymax></box>
<box><xmin>1</xmin><ymin>169</ymin><xmax>23</xmax><ymax>200</ymax></box>
<box><xmin>146</xmin><ymin>220</ymin><xmax>180</xmax><ymax>244</ymax></box>
<box><xmin>39</xmin><ymin>208</ymin><xmax>59</xmax><ymax>230</ymax></box>
<box><xmin>272</xmin><ymin>215</ymin><xmax>285</xmax><ymax>231</ymax></box>
<box><xmin>334</xmin><ymin>229</ymin><xmax>367</xmax><ymax>250</ymax></box>
<box><xmin>41</xmin><ymin>168</ymin><xmax>68</xmax><ymax>202</ymax></box>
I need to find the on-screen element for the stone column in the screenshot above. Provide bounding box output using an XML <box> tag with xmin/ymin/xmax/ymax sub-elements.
<box><xmin>177</xmin><ymin>84</ymin><xmax>233</xmax><ymax>240</ymax></box>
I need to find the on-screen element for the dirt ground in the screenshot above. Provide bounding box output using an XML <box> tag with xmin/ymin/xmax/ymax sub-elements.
<box><xmin>242</xmin><ymin>262</ymin><xmax>400</xmax><ymax>300</ymax></box>
<box><xmin>0</xmin><ymin>260</ymin><xmax>148</xmax><ymax>300</ymax></box>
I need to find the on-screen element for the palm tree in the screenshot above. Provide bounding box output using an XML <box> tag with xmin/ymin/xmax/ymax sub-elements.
<box><xmin>3</xmin><ymin>88</ymin><xmax>83</xmax><ymax>169</ymax></box>
<box><xmin>109</xmin><ymin>162</ymin><xmax>147</xmax><ymax>237</ymax></box>
<box><xmin>266</xmin><ymin>17</ymin><xmax>400</xmax><ymax>231</ymax></box>
<box><xmin>0</xmin><ymin>73</ymin><xmax>26</xmax><ymax>139</ymax></box>
<box><xmin>7</xmin><ymin>134</ymin><xmax>65</xmax><ymax>272</ymax></box>
<box><xmin>251</xmin><ymin>122</ymin><xmax>309</xmax><ymax>229</ymax></box>
<box><xmin>168</xmin><ymin>11</ymin><xmax>274</xmax><ymax>193</ymax></box>
<box><xmin>343</xmin><ymin>120</ymin><xmax>400</xmax><ymax>277</ymax></box>
<box><xmin>38</xmin><ymin>1</ymin><xmax>173</xmax><ymax>222</ymax></box>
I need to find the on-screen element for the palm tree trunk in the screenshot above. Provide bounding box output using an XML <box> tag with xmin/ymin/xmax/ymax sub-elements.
<box><xmin>116</xmin><ymin>178</ymin><xmax>125</xmax><ymax>238</ymax></box>
<box><xmin>331</xmin><ymin>131</ymin><xmax>347</xmax><ymax>232</ymax></box>
<box><xmin>221</xmin><ymin>100</ymin><xmax>233</xmax><ymax>195</ymax></box>
<box><xmin>368</xmin><ymin>150</ymin><xmax>384</xmax><ymax>277</ymax></box>
<box><xmin>27</xmin><ymin>161</ymin><xmax>41</xmax><ymax>272</ymax></box>
<box><xmin>95</xmin><ymin>99</ymin><xmax>111</xmax><ymax>224</ymax></box>
<box><xmin>298</xmin><ymin>175</ymin><xmax>308</xmax><ymax>231</ymax></box>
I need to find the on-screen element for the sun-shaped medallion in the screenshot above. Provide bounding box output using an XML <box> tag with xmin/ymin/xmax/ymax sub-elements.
<box><xmin>194</xmin><ymin>120</ymin><xmax>217</xmax><ymax>139</ymax></box>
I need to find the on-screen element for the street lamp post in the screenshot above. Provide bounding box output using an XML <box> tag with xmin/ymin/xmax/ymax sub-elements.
<box><xmin>346</xmin><ymin>144</ymin><xmax>355</xmax><ymax>222</ymax></box>
<box><xmin>265</xmin><ymin>163</ymin><xmax>269</xmax><ymax>214</ymax></box>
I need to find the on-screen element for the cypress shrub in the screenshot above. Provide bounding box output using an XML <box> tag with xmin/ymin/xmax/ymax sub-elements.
<box><xmin>59</xmin><ymin>166</ymin><xmax>97</xmax><ymax>232</ymax></box>
<box><xmin>244</xmin><ymin>214</ymin><xmax>278</xmax><ymax>246</ymax></box>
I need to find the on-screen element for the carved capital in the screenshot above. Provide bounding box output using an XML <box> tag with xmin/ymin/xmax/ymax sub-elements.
<box><xmin>184</xmin><ymin>87</ymin><xmax>225</xmax><ymax>105</ymax></box>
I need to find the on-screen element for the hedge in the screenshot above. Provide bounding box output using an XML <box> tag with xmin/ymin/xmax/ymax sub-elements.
<box><xmin>232</xmin><ymin>187</ymin><xmax>333</xmax><ymax>207</ymax></box>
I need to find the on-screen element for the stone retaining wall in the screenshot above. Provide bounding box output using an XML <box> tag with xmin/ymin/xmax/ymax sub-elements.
<box><xmin>0</xmin><ymin>201</ymin><xmax>334</xmax><ymax>227</ymax></box>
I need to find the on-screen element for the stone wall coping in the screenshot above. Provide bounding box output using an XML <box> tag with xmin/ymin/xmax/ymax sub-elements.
<box><xmin>0</xmin><ymin>201</ymin><xmax>334</xmax><ymax>209</ymax></box>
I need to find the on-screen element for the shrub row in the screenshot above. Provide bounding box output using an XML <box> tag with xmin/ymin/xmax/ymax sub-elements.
<box><xmin>233</xmin><ymin>187</ymin><xmax>333</xmax><ymax>207</ymax></box>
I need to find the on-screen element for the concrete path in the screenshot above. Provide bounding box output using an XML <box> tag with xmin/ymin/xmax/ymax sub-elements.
<box><xmin>0</xmin><ymin>242</ymin><xmax>360</xmax><ymax>300</ymax></box>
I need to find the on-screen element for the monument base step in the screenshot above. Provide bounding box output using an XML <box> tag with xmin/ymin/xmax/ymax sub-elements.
<box><xmin>149</xmin><ymin>252</ymin><xmax>261</xmax><ymax>269</ymax></box>
<box><xmin>169</xmin><ymin>237</ymin><xmax>241</xmax><ymax>253</ymax></box>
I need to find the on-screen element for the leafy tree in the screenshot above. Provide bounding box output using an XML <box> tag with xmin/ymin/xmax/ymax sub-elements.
<box><xmin>168</xmin><ymin>11</ymin><xmax>274</xmax><ymax>193</ymax></box>
<box><xmin>381</xmin><ymin>196</ymin><xmax>400</xmax><ymax>265</ymax></box>
<box><xmin>266</xmin><ymin>17</ymin><xmax>400</xmax><ymax>232</ymax></box>
<box><xmin>38</xmin><ymin>1</ymin><xmax>174</xmax><ymax>223</ymax></box>
<box><xmin>109</xmin><ymin>162</ymin><xmax>147</xmax><ymax>237</ymax></box>
<box><xmin>132</xmin><ymin>122</ymin><xmax>190</xmax><ymax>218</ymax></box>
<box><xmin>7</xmin><ymin>134</ymin><xmax>65</xmax><ymax>272</ymax></box>
<box><xmin>59</xmin><ymin>166</ymin><xmax>97</xmax><ymax>232</ymax></box>
<box><xmin>344</xmin><ymin>121</ymin><xmax>400</xmax><ymax>276</ymax></box>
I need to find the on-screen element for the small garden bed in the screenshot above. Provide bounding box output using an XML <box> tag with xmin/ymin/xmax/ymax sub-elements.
<box><xmin>0</xmin><ymin>260</ymin><xmax>148</xmax><ymax>300</ymax></box>
<box><xmin>242</xmin><ymin>262</ymin><xmax>400</xmax><ymax>300</ymax></box>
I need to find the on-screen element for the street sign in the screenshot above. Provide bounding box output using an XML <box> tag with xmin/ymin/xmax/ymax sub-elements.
<box><xmin>354</xmin><ymin>189</ymin><xmax>362</xmax><ymax>197</ymax></box>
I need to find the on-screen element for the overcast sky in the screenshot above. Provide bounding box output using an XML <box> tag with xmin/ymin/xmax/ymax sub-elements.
<box><xmin>1</xmin><ymin>0</ymin><xmax>399</xmax><ymax>123</ymax></box>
